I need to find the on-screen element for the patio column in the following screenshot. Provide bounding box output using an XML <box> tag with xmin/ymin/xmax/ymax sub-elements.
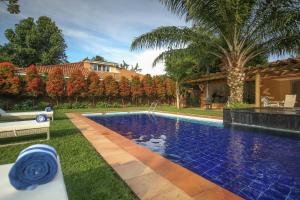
<box><xmin>255</xmin><ymin>73</ymin><xmax>261</xmax><ymax>107</ymax></box>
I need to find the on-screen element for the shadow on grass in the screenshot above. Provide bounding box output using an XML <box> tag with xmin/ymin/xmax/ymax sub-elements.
<box><xmin>63</xmin><ymin>166</ymin><xmax>137</xmax><ymax>200</ymax></box>
<box><xmin>50</xmin><ymin>128</ymin><xmax>79</xmax><ymax>138</ymax></box>
<box><xmin>0</xmin><ymin>127</ymin><xmax>80</xmax><ymax>146</ymax></box>
<box><xmin>0</xmin><ymin>134</ymin><xmax>47</xmax><ymax>146</ymax></box>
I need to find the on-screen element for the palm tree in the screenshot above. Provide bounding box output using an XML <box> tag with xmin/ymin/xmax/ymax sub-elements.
<box><xmin>164</xmin><ymin>52</ymin><xmax>195</xmax><ymax>109</ymax></box>
<box><xmin>131</xmin><ymin>0</ymin><xmax>299</xmax><ymax>103</ymax></box>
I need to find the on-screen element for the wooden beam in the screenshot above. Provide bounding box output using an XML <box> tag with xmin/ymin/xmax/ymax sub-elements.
<box><xmin>255</xmin><ymin>73</ymin><xmax>261</xmax><ymax>107</ymax></box>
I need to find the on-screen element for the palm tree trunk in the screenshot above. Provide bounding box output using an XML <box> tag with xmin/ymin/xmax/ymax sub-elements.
<box><xmin>175</xmin><ymin>81</ymin><xmax>180</xmax><ymax>109</ymax></box>
<box><xmin>227</xmin><ymin>65</ymin><xmax>245</xmax><ymax>103</ymax></box>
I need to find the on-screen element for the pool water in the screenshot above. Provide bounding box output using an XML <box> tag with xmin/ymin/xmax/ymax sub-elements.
<box><xmin>88</xmin><ymin>113</ymin><xmax>300</xmax><ymax>200</ymax></box>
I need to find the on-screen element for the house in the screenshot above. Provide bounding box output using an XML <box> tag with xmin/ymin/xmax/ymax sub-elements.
<box><xmin>185</xmin><ymin>56</ymin><xmax>300</xmax><ymax>108</ymax></box>
<box><xmin>16</xmin><ymin>60</ymin><xmax>143</xmax><ymax>81</ymax></box>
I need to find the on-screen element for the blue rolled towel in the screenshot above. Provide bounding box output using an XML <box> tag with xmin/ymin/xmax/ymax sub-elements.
<box><xmin>36</xmin><ymin>114</ymin><xmax>48</xmax><ymax>122</ymax></box>
<box><xmin>9</xmin><ymin>144</ymin><xmax>58</xmax><ymax>190</ymax></box>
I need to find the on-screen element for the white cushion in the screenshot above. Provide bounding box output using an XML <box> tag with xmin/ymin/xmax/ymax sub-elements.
<box><xmin>2</xmin><ymin>111</ymin><xmax>53</xmax><ymax>117</ymax></box>
<box><xmin>0</xmin><ymin>121</ymin><xmax>50</xmax><ymax>132</ymax></box>
<box><xmin>0</xmin><ymin>108</ymin><xmax>6</xmax><ymax>114</ymax></box>
<box><xmin>0</xmin><ymin>159</ymin><xmax>68</xmax><ymax>200</ymax></box>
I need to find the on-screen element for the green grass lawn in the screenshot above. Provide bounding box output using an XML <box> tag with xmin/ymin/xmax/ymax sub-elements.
<box><xmin>57</xmin><ymin>105</ymin><xmax>223</xmax><ymax>117</ymax></box>
<box><xmin>0</xmin><ymin>106</ymin><xmax>222</xmax><ymax>200</ymax></box>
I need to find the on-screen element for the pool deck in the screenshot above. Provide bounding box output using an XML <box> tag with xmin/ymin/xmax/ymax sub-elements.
<box><xmin>66</xmin><ymin>112</ymin><xmax>241</xmax><ymax>200</ymax></box>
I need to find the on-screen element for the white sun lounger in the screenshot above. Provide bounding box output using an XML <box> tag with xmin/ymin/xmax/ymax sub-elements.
<box><xmin>0</xmin><ymin>159</ymin><xmax>68</xmax><ymax>200</ymax></box>
<box><xmin>0</xmin><ymin>108</ymin><xmax>54</xmax><ymax>121</ymax></box>
<box><xmin>0</xmin><ymin>120</ymin><xmax>50</xmax><ymax>142</ymax></box>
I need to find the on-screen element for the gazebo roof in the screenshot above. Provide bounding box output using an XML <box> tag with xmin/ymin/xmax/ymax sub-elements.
<box><xmin>186</xmin><ymin>56</ymin><xmax>300</xmax><ymax>84</ymax></box>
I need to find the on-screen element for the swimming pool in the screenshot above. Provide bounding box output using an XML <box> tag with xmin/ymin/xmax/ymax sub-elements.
<box><xmin>87</xmin><ymin>112</ymin><xmax>300</xmax><ymax>200</ymax></box>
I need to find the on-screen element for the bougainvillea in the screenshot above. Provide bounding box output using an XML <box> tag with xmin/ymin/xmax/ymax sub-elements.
<box><xmin>103</xmin><ymin>75</ymin><xmax>119</xmax><ymax>102</ymax></box>
<box><xmin>66</xmin><ymin>70</ymin><xmax>87</xmax><ymax>103</ymax></box>
<box><xmin>46</xmin><ymin>68</ymin><xmax>64</xmax><ymax>105</ymax></box>
<box><xmin>131</xmin><ymin>75</ymin><xmax>143</xmax><ymax>104</ymax></box>
<box><xmin>25</xmin><ymin>65</ymin><xmax>44</xmax><ymax>105</ymax></box>
<box><xmin>87</xmin><ymin>72</ymin><xmax>103</xmax><ymax>106</ymax></box>
<box><xmin>119</xmin><ymin>76</ymin><xmax>131</xmax><ymax>105</ymax></box>
<box><xmin>0</xmin><ymin>62</ymin><xmax>20</xmax><ymax>96</ymax></box>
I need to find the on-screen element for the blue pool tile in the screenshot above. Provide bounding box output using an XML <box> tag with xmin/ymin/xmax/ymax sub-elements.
<box><xmin>239</xmin><ymin>186</ymin><xmax>262</xmax><ymax>200</ymax></box>
<box><xmin>258</xmin><ymin>188</ymin><xmax>287</xmax><ymax>200</ymax></box>
<box><xmin>88</xmin><ymin>114</ymin><xmax>300</xmax><ymax>200</ymax></box>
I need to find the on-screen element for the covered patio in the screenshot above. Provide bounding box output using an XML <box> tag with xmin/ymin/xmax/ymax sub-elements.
<box><xmin>186</xmin><ymin>56</ymin><xmax>300</xmax><ymax>109</ymax></box>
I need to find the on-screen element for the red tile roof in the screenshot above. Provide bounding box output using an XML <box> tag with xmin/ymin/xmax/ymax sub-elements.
<box><xmin>36</xmin><ymin>62</ymin><xmax>89</xmax><ymax>77</ymax></box>
<box><xmin>15</xmin><ymin>62</ymin><xmax>143</xmax><ymax>81</ymax></box>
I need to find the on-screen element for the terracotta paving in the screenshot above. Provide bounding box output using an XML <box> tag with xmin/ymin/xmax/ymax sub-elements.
<box><xmin>66</xmin><ymin>112</ymin><xmax>242</xmax><ymax>200</ymax></box>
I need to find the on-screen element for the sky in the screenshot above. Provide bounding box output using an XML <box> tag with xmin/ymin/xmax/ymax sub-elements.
<box><xmin>0</xmin><ymin>0</ymin><xmax>292</xmax><ymax>75</ymax></box>
<box><xmin>0</xmin><ymin>0</ymin><xmax>187</xmax><ymax>75</ymax></box>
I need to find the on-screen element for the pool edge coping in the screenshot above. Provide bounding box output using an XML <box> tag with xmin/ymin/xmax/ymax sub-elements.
<box><xmin>66</xmin><ymin>111</ymin><xmax>242</xmax><ymax>200</ymax></box>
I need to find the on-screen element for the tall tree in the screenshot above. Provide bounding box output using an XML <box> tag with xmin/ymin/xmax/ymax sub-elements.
<box><xmin>131</xmin><ymin>75</ymin><xmax>143</xmax><ymax>105</ymax></box>
<box><xmin>2</xmin><ymin>16</ymin><xmax>67</xmax><ymax>67</ymax></box>
<box><xmin>25</xmin><ymin>65</ymin><xmax>44</xmax><ymax>106</ymax></box>
<box><xmin>46</xmin><ymin>68</ymin><xmax>65</xmax><ymax>106</ymax></box>
<box><xmin>131</xmin><ymin>0</ymin><xmax>299</xmax><ymax>104</ymax></box>
<box><xmin>119</xmin><ymin>76</ymin><xmax>131</xmax><ymax>106</ymax></box>
<box><xmin>142</xmin><ymin>74</ymin><xmax>155</xmax><ymax>104</ymax></box>
<box><xmin>165</xmin><ymin>78</ymin><xmax>176</xmax><ymax>105</ymax></box>
<box><xmin>164</xmin><ymin>52</ymin><xmax>195</xmax><ymax>109</ymax></box>
<box><xmin>87</xmin><ymin>72</ymin><xmax>103</xmax><ymax>106</ymax></box>
<box><xmin>98</xmin><ymin>80</ymin><xmax>105</xmax><ymax>100</ymax></box>
<box><xmin>0</xmin><ymin>62</ymin><xmax>20</xmax><ymax>99</ymax></box>
<box><xmin>66</xmin><ymin>70</ymin><xmax>87</xmax><ymax>103</ymax></box>
<box><xmin>1</xmin><ymin>0</ymin><xmax>20</xmax><ymax>14</ymax></box>
<box><xmin>103</xmin><ymin>75</ymin><xmax>118</xmax><ymax>103</ymax></box>
<box><xmin>153</xmin><ymin>76</ymin><xmax>166</xmax><ymax>103</ymax></box>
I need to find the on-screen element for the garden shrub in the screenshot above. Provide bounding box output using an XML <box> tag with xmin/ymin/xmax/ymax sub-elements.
<box><xmin>11</xmin><ymin>99</ymin><xmax>33</xmax><ymax>111</ymax></box>
<box><xmin>72</xmin><ymin>102</ymin><xmax>88</xmax><ymax>109</ymax></box>
<box><xmin>11</xmin><ymin>100</ymin><xmax>50</xmax><ymax>111</ymax></box>
<box><xmin>0</xmin><ymin>98</ymin><xmax>6</xmax><ymax>109</ymax></box>
<box><xmin>96</xmin><ymin>102</ymin><xmax>122</xmax><ymax>108</ymax></box>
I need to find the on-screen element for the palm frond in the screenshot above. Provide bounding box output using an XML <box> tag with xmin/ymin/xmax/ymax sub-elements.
<box><xmin>131</xmin><ymin>26</ymin><xmax>195</xmax><ymax>51</ymax></box>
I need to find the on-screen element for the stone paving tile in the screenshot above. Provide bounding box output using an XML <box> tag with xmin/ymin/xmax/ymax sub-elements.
<box><xmin>152</xmin><ymin>188</ymin><xmax>194</xmax><ymax>200</ymax></box>
<box><xmin>104</xmin><ymin>151</ymin><xmax>137</xmax><ymax>167</ymax></box>
<box><xmin>112</xmin><ymin>160</ymin><xmax>153</xmax><ymax>180</ymax></box>
<box><xmin>193</xmin><ymin>187</ymin><xmax>241</xmax><ymax>200</ymax></box>
<box><xmin>126</xmin><ymin>172</ymin><xmax>192</xmax><ymax>200</ymax></box>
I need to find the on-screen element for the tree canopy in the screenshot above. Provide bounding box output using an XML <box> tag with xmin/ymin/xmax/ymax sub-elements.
<box><xmin>92</xmin><ymin>55</ymin><xmax>105</xmax><ymax>62</ymax></box>
<box><xmin>1</xmin><ymin>16</ymin><xmax>67</xmax><ymax>67</ymax></box>
<box><xmin>25</xmin><ymin>65</ymin><xmax>44</xmax><ymax>104</ymax></box>
<box><xmin>0</xmin><ymin>62</ymin><xmax>20</xmax><ymax>96</ymax></box>
<box><xmin>66</xmin><ymin>70</ymin><xmax>87</xmax><ymax>102</ymax></box>
<box><xmin>46</xmin><ymin>68</ymin><xmax>65</xmax><ymax>105</ymax></box>
<box><xmin>1</xmin><ymin>0</ymin><xmax>20</xmax><ymax>14</ymax></box>
<box><xmin>104</xmin><ymin>75</ymin><xmax>119</xmax><ymax>101</ymax></box>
